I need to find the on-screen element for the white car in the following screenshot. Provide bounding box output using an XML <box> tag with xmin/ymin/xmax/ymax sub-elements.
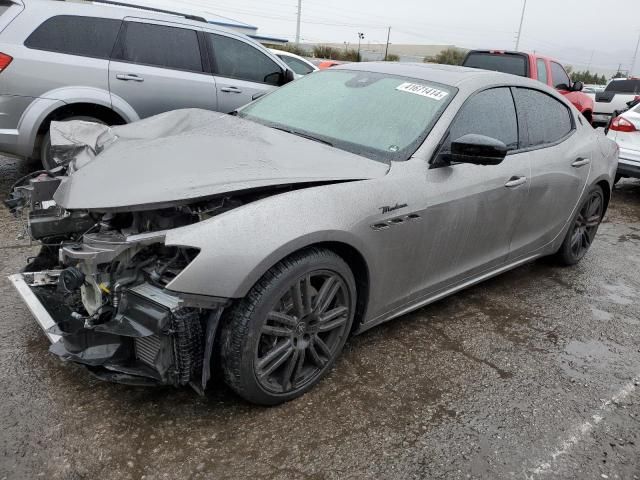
<box><xmin>269</xmin><ymin>48</ymin><xmax>318</xmax><ymax>77</ymax></box>
<box><xmin>606</xmin><ymin>102</ymin><xmax>640</xmax><ymax>181</ymax></box>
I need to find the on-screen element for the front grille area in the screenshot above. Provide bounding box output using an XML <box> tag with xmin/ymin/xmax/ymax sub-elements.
<box><xmin>135</xmin><ymin>335</ymin><xmax>162</xmax><ymax>367</ymax></box>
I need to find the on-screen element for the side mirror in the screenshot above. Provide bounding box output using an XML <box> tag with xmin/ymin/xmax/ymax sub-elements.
<box><xmin>447</xmin><ymin>134</ymin><xmax>508</xmax><ymax>166</ymax></box>
<box><xmin>280</xmin><ymin>69</ymin><xmax>296</xmax><ymax>86</ymax></box>
<box><xmin>572</xmin><ymin>81</ymin><xmax>584</xmax><ymax>92</ymax></box>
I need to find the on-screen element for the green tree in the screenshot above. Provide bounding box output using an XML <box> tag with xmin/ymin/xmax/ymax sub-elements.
<box><xmin>385</xmin><ymin>53</ymin><xmax>400</xmax><ymax>62</ymax></box>
<box><xmin>424</xmin><ymin>47</ymin><xmax>468</xmax><ymax>66</ymax></box>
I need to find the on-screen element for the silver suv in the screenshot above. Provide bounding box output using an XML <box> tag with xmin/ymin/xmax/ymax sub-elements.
<box><xmin>0</xmin><ymin>0</ymin><xmax>294</xmax><ymax>168</ymax></box>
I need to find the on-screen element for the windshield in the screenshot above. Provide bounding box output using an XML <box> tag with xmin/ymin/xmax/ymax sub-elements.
<box><xmin>463</xmin><ymin>52</ymin><xmax>528</xmax><ymax>77</ymax></box>
<box><xmin>605</xmin><ymin>79</ymin><xmax>640</xmax><ymax>94</ymax></box>
<box><xmin>238</xmin><ymin>70</ymin><xmax>456</xmax><ymax>163</ymax></box>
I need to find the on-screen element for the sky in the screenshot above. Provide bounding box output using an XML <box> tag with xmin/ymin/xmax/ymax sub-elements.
<box><xmin>135</xmin><ymin>0</ymin><xmax>639</xmax><ymax>75</ymax></box>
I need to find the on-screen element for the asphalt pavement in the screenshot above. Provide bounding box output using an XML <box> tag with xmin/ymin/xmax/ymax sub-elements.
<box><xmin>1</xmin><ymin>154</ymin><xmax>639</xmax><ymax>480</ymax></box>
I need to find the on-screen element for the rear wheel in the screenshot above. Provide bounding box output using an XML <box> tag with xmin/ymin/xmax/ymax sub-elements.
<box><xmin>220</xmin><ymin>248</ymin><xmax>356</xmax><ymax>405</ymax></box>
<box><xmin>556</xmin><ymin>185</ymin><xmax>604</xmax><ymax>265</ymax></box>
<box><xmin>39</xmin><ymin>115</ymin><xmax>106</xmax><ymax>170</ymax></box>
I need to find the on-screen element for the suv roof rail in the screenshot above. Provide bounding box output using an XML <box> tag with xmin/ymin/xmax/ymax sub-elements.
<box><xmin>69</xmin><ymin>0</ymin><xmax>208</xmax><ymax>23</ymax></box>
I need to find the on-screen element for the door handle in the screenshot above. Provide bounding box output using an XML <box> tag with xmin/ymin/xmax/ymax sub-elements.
<box><xmin>220</xmin><ymin>86</ymin><xmax>242</xmax><ymax>93</ymax></box>
<box><xmin>572</xmin><ymin>158</ymin><xmax>591</xmax><ymax>168</ymax></box>
<box><xmin>505</xmin><ymin>176</ymin><xmax>527</xmax><ymax>188</ymax></box>
<box><xmin>116</xmin><ymin>74</ymin><xmax>144</xmax><ymax>82</ymax></box>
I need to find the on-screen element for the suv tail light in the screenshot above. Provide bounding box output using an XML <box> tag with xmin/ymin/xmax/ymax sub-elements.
<box><xmin>0</xmin><ymin>52</ymin><xmax>12</xmax><ymax>73</ymax></box>
<box><xmin>610</xmin><ymin>115</ymin><xmax>637</xmax><ymax>133</ymax></box>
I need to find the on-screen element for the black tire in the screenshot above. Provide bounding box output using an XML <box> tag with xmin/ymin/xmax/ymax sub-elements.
<box><xmin>220</xmin><ymin>248</ymin><xmax>357</xmax><ymax>405</ymax></box>
<box><xmin>39</xmin><ymin>115</ymin><xmax>106</xmax><ymax>170</ymax></box>
<box><xmin>556</xmin><ymin>185</ymin><xmax>604</xmax><ymax>266</ymax></box>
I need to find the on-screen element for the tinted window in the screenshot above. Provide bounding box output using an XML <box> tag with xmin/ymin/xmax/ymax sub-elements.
<box><xmin>442</xmin><ymin>88</ymin><xmax>519</xmax><ymax>154</ymax></box>
<box><xmin>605</xmin><ymin>79</ymin><xmax>640</xmax><ymax>94</ymax></box>
<box><xmin>536</xmin><ymin>59</ymin><xmax>548</xmax><ymax>84</ymax></box>
<box><xmin>113</xmin><ymin>22</ymin><xmax>202</xmax><ymax>72</ymax></box>
<box><xmin>513</xmin><ymin>88</ymin><xmax>572</xmax><ymax>147</ymax></box>
<box><xmin>209</xmin><ymin>34</ymin><xmax>281</xmax><ymax>85</ymax></box>
<box><xmin>239</xmin><ymin>70</ymin><xmax>456</xmax><ymax>163</ymax></box>
<box><xmin>279</xmin><ymin>55</ymin><xmax>314</xmax><ymax>75</ymax></box>
<box><xmin>24</xmin><ymin>16</ymin><xmax>121</xmax><ymax>59</ymax></box>
<box><xmin>550</xmin><ymin>62</ymin><xmax>571</xmax><ymax>89</ymax></box>
<box><xmin>463</xmin><ymin>53</ymin><xmax>527</xmax><ymax>77</ymax></box>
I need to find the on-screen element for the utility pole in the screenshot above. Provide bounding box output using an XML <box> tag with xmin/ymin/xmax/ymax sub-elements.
<box><xmin>295</xmin><ymin>0</ymin><xmax>302</xmax><ymax>45</ymax></box>
<box><xmin>357</xmin><ymin>32</ymin><xmax>364</xmax><ymax>61</ymax></box>
<box><xmin>587</xmin><ymin>49</ymin><xmax>594</xmax><ymax>70</ymax></box>
<box><xmin>631</xmin><ymin>31</ymin><xmax>640</xmax><ymax>77</ymax></box>
<box><xmin>384</xmin><ymin>26</ymin><xmax>391</xmax><ymax>60</ymax></box>
<box><xmin>515</xmin><ymin>0</ymin><xmax>527</xmax><ymax>50</ymax></box>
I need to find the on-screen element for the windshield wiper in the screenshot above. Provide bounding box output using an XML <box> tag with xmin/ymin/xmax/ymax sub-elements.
<box><xmin>269</xmin><ymin>126</ymin><xmax>333</xmax><ymax>147</ymax></box>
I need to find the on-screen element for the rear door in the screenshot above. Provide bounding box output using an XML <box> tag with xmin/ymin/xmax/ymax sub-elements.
<box><xmin>109</xmin><ymin>18</ymin><xmax>217</xmax><ymax>119</ymax></box>
<box><xmin>508</xmin><ymin>87</ymin><xmax>590</xmax><ymax>259</ymax></box>
<box><xmin>205</xmin><ymin>33</ymin><xmax>284</xmax><ymax>113</ymax></box>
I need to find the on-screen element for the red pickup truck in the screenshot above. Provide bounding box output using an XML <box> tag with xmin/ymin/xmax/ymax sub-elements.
<box><xmin>462</xmin><ymin>50</ymin><xmax>594</xmax><ymax>123</ymax></box>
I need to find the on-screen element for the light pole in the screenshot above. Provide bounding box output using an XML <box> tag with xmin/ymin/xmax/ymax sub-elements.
<box><xmin>295</xmin><ymin>0</ymin><xmax>302</xmax><ymax>45</ymax></box>
<box><xmin>631</xmin><ymin>31</ymin><xmax>640</xmax><ymax>77</ymax></box>
<box><xmin>357</xmin><ymin>32</ymin><xmax>364</xmax><ymax>61</ymax></box>
<box><xmin>515</xmin><ymin>0</ymin><xmax>527</xmax><ymax>50</ymax></box>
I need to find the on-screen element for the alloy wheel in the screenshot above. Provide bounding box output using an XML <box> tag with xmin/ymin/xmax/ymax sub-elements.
<box><xmin>254</xmin><ymin>270</ymin><xmax>351</xmax><ymax>394</ymax></box>
<box><xmin>569</xmin><ymin>190</ymin><xmax>603</xmax><ymax>259</ymax></box>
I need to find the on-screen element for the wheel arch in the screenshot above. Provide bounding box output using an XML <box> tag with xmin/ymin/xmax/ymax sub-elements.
<box><xmin>595</xmin><ymin>178</ymin><xmax>611</xmax><ymax>215</ymax></box>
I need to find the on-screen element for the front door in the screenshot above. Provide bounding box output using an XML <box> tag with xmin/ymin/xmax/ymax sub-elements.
<box><xmin>414</xmin><ymin>87</ymin><xmax>531</xmax><ymax>299</ymax></box>
<box><xmin>109</xmin><ymin>19</ymin><xmax>217</xmax><ymax>119</ymax></box>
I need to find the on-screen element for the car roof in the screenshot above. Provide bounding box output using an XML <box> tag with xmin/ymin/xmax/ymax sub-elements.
<box><xmin>332</xmin><ymin>62</ymin><xmax>537</xmax><ymax>88</ymax></box>
<box><xmin>25</xmin><ymin>0</ymin><xmax>226</xmax><ymax>31</ymax></box>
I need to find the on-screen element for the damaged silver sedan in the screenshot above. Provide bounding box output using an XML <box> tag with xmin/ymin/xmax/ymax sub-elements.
<box><xmin>6</xmin><ymin>63</ymin><xmax>618</xmax><ymax>405</ymax></box>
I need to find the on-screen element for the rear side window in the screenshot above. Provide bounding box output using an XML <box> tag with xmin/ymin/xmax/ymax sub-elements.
<box><xmin>536</xmin><ymin>59</ymin><xmax>548</xmax><ymax>85</ymax></box>
<box><xmin>24</xmin><ymin>16</ymin><xmax>121</xmax><ymax>59</ymax></box>
<box><xmin>113</xmin><ymin>22</ymin><xmax>202</xmax><ymax>72</ymax></box>
<box><xmin>208</xmin><ymin>34</ymin><xmax>282</xmax><ymax>85</ymax></box>
<box><xmin>463</xmin><ymin>52</ymin><xmax>527</xmax><ymax>77</ymax></box>
<box><xmin>605</xmin><ymin>79</ymin><xmax>640</xmax><ymax>94</ymax></box>
<box><xmin>550</xmin><ymin>62</ymin><xmax>571</xmax><ymax>89</ymax></box>
<box><xmin>442</xmin><ymin>87</ymin><xmax>519</xmax><ymax>153</ymax></box>
<box><xmin>513</xmin><ymin>88</ymin><xmax>573</xmax><ymax>147</ymax></box>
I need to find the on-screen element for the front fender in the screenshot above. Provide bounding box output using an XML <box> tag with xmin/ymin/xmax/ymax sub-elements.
<box><xmin>163</xmin><ymin>181</ymin><xmax>390</xmax><ymax>299</ymax></box>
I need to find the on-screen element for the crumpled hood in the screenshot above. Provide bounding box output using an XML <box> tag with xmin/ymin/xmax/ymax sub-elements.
<box><xmin>53</xmin><ymin>109</ymin><xmax>389</xmax><ymax>211</ymax></box>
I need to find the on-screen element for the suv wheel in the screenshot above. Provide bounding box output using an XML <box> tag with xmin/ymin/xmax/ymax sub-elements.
<box><xmin>40</xmin><ymin>116</ymin><xmax>106</xmax><ymax>170</ymax></box>
<box><xmin>220</xmin><ymin>248</ymin><xmax>356</xmax><ymax>405</ymax></box>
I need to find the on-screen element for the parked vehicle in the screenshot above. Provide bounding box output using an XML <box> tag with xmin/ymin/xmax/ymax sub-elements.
<box><xmin>269</xmin><ymin>48</ymin><xmax>318</xmax><ymax>76</ymax></box>
<box><xmin>589</xmin><ymin>78</ymin><xmax>640</xmax><ymax>126</ymax></box>
<box><xmin>606</xmin><ymin>101</ymin><xmax>640</xmax><ymax>181</ymax></box>
<box><xmin>317</xmin><ymin>60</ymin><xmax>343</xmax><ymax>69</ymax></box>
<box><xmin>0</xmin><ymin>0</ymin><xmax>294</xmax><ymax>169</ymax></box>
<box><xmin>583</xmin><ymin>84</ymin><xmax>605</xmax><ymax>94</ymax></box>
<box><xmin>462</xmin><ymin>50</ymin><xmax>595</xmax><ymax>123</ymax></box>
<box><xmin>8</xmin><ymin>63</ymin><xmax>617</xmax><ymax>405</ymax></box>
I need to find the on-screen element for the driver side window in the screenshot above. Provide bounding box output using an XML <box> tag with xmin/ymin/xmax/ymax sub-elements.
<box><xmin>208</xmin><ymin>34</ymin><xmax>282</xmax><ymax>85</ymax></box>
<box><xmin>441</xmin><ymin>87</ymin><xmax>519</xmax><ymax>155</ymax></box>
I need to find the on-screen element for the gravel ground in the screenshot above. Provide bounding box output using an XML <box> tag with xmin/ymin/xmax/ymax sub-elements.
<box><xmin>1</xmin><ymin>154</ymin><xmax>639</xmax><ymax>480</ymax></box>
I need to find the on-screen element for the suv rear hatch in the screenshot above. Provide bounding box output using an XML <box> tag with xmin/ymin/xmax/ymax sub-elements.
<box><xmin>596</xmin><ymin>79</ymin><xmax>640</xmax><ymax>103</ymax></box>
<box><xmin>0</xmin><ymin>0</ymin><xmax>24</xmax><ymax>33</ymax></box>
<box><xmin>462</xmin><ymin>50</ymin><xmax>529</xmax><ymax>77</ymax></box>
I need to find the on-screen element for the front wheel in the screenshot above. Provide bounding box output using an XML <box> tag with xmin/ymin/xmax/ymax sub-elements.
<box><xmin>556</xmin><ymin>185</ymin><xmax>604</xmax><ymax>265</ymax></box>
<box><xmin>220</xmin><ymin>248</ymin><xmax>356</xmax><ymax>405</ymax></box>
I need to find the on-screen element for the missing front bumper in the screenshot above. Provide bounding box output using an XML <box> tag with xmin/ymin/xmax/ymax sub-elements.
<box><xmin>9</xmin><ymin>271</ymin><xmax>225</xmax><ymax>392</ymax></box>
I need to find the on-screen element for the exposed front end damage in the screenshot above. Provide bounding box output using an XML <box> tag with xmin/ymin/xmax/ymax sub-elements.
<box><xmin>8</xmin><ymin>202</ymin><xmax>230</xmax><ymax>393</ymax></box>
